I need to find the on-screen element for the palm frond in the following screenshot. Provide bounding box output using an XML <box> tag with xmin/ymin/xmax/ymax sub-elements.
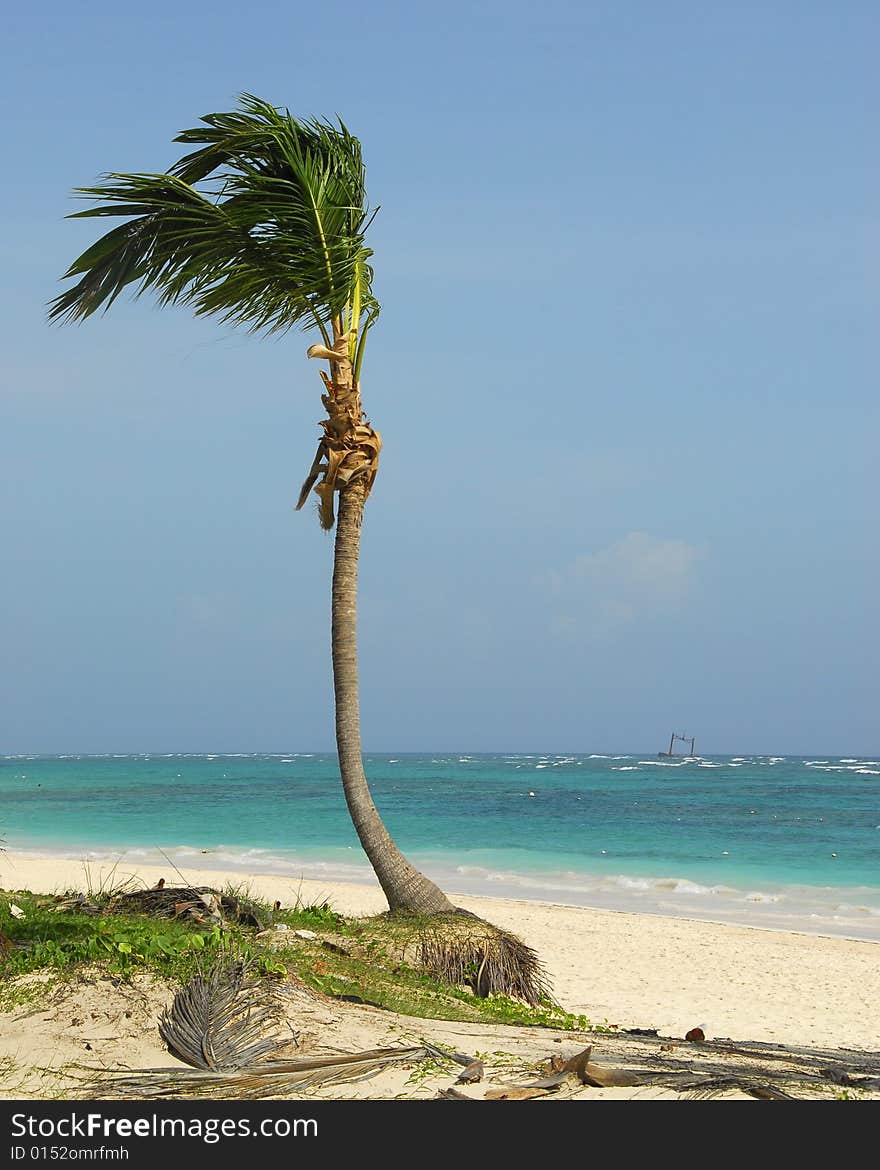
<box><xmin>49</xmin><ymin>94</ymin><xmax>380</xmax><ymax>339</ymax></box>
<box><xmin>403</xmin><ymin>913</ymin><xmax>554</xmax><ymax>1007</ymax></box>
<box><xmin>158</xmin><ymin>957</ymin><xmax>287</xmax><ymax>1071</ymax></box>
<box><xmin>84</xmin><ymin>1046</ymin><xmax>432</xmax><ymax>1100</ymax></box>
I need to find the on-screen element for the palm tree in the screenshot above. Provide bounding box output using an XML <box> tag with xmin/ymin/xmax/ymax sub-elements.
<box><xmin>50</xmin><ymin>94</ymin><xmax>455</xmax><ymax>916</ymax></box>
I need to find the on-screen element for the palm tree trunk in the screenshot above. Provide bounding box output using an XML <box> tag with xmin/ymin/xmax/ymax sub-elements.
<box><xmin>332</xmin><ymin>477</ymin><xmax>456</xmax><ymax>914</ymax></box>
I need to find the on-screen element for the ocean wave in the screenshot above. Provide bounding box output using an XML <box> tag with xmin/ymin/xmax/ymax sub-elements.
<box><xmin>619</xmin><ymin>876</ymin><xmax>731</xmax><ymax>896</ymax></box>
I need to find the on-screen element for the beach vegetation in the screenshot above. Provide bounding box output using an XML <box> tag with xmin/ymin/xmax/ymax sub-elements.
<box><xmin>0</xmin><ymin>887</ymin><xmax>584</xmax><ymax>1031</ymax></box>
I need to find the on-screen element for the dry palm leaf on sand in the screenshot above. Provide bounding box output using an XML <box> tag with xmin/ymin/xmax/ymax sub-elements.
<box><xmin>158</xmin><ymin>956</ymin><xmax>287</xmax><ymax>1071</ymax></box>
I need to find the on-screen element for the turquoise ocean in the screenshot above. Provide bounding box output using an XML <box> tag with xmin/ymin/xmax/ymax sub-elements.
<box><xmin>2</xmin><ymin>753</ymin><xmax>878</xmax><ymax>941</ymax></box>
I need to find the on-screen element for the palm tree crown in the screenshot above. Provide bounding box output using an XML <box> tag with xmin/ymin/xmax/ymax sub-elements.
<box><xmin>49</xmin><ymin>93</ymin><xmax>378</xmax><ymax>378</ymax></box>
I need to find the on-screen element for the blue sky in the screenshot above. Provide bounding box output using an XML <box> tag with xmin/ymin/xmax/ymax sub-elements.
<box><xmin>1</xmin><ymin>1</ymin><xmax>876</xmax><ymax>754</ymax></box>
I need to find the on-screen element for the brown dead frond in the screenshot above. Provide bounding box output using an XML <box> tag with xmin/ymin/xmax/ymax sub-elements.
<box><xmin>391</xmin><ymin>913</ymin><xmax>553</xmax><ymax>1007</ymax></box>
<box><xmin>82</xmin><ymin>1046</ymin><xmax>433</xmax><ymax>1100</ymax></box>
<box><xmin>108</xmin><ymin>886</ymin><xmax>266</xmax><ymax>927</ymax></box>
<box><xmin>158</xmin><ymin>956</ymin><xmax>288</xmax><ymax>1071</ymax></box>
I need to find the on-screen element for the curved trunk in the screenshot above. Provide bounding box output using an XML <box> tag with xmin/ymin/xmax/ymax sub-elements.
<box><xmin>332</xmin><ymin>478</ymin><xmax>456</xmax><ymax>914</ymax></box>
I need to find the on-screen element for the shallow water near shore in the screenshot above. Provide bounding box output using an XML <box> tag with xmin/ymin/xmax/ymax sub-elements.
<box><xmin>2</xmin><ymin>752</ymin><xmax>878</xmax><ymax>940</ymax></box>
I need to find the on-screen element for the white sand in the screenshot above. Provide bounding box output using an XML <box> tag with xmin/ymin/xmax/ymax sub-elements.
<box><xmin>4</xmin><ymin>851</ymin><xmax>878</xmax><ymax>1052</ymax></box>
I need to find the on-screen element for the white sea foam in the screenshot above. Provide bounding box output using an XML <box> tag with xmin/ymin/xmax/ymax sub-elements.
<box><xmin>615</xmin><ymin>876</ymin><xmax>652</xmax><ymax>891</ymax></box>
<box><xmin>855</xmin><ymin>769</ymin><xmax>880</xmax><ymax>776</ymax></box>
<box><xmin>613</xmin><ymin>766</ymin><xmax>640</xmax><ymax>771</ymax></box>
<box><xmin>653</xmin><ymin>878</ymin><xmax>726</xmax><ymax>895</ymax></box>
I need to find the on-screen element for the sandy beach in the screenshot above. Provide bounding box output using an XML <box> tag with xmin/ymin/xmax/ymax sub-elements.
<box><xmin>3</xmin><ymin>850</ymin><xmax>879</xmax><ymax>1055</ymax></box>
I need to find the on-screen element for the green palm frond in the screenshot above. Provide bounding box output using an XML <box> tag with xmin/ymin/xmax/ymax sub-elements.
<box><xmin>48</xmin><ymin>94</ymin><xmax>380</xmax><ymax>341</ymax></box>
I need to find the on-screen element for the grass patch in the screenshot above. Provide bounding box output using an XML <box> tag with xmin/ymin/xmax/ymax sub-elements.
<box><xmin>0</xmin><ymin>890</ymin><xmax>226</xmax><ymax>984</ymax></box>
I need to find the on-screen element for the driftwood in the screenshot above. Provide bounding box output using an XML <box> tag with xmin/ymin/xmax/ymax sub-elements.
<box><xmin>456</xmin><ymin>1059</ymin><xmax>484</xmax><ymax>1084</ymax></box>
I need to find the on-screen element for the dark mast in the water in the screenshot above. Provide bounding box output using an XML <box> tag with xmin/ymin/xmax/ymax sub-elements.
<box><xmin>658</xmin><ymin>732</ymin><xmax>696</xmax><ymax>758</ymax></box>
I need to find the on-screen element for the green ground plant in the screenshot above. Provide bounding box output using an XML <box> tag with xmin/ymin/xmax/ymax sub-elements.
<box><xmin>0</xmin><ymin>891</ymin><xmax>225</xmax><ymax>984</ymax></box>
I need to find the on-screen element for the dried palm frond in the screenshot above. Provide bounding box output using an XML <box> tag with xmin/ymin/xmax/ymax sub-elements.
<box><xmin>407</xmin><ymin>914</ymin><xmax>553</xmax><ymax>1006</ymax></box>
<box><xmin>108</xmin><ymin>886</ymin><xmax>265</xmax><ymax>926</ymax></box>
<box><xmin>83</xmin><ymin>1046</ymin><xmax>432</xmax><ymax>1100</ymax></box>
<box><xmin>158</xmin><ymin>957</ymin><xmax>287</xmax><ymax>1070</ymax></box>
<box><xmin>677</xmin><ymin>1076</ymin><xmax>799</xmax><ymax>1101</ymax></box>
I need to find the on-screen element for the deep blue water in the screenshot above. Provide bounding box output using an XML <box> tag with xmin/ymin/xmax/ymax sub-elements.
<box><xmin>2</xmin><ymin>752</ymin><xmax>878</xmax><ymax>938</ymax></box>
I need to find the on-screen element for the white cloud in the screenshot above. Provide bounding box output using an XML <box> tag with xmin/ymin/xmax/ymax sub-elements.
<box><xmin>544</xmin><ymin>532</ymin><xmax>701</xmax><ymax>637</ymax></box>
